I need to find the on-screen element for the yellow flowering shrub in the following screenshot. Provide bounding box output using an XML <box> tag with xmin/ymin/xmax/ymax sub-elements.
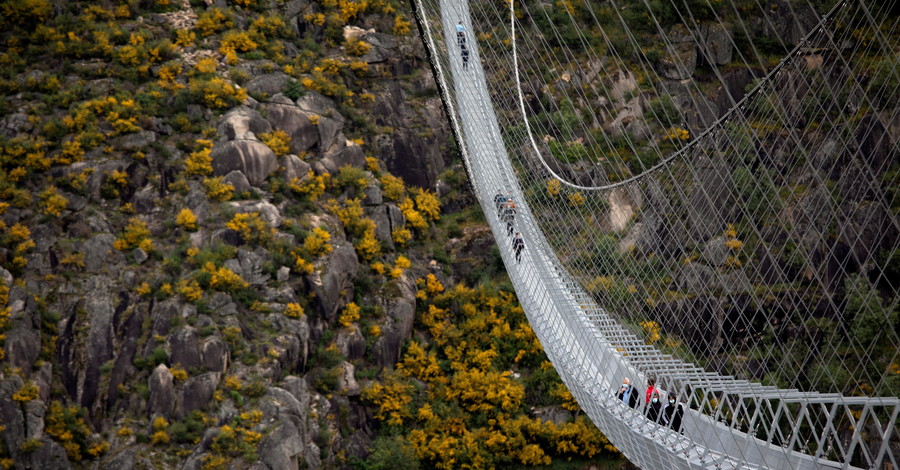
<box><xmin>413</xmin><ymin>188</ymin><xmax>441</xmax><ymax>221</ymax></box>
<box><xmin>393</xmin><ymin>15</ymin><xmax>412</xmax><ymax>35</ymax></box>
<box><xmin>185</xmin><ymin>139</ymin><xmax>213</xmax><ymax>176</ymax></box>
<box><xmin>392</xmin><ymin>228</ymin><xmax>412</xmax><ymax>246</ymax></box>
<box><xmin>365</xmin><ymin>156</ymin><xmax>381</xmax><ymax>172</ymax></box>
<box><xmin>568</xmin><ymin>191</ymin><xmax>585</xmax><ymax>207</ymax></box>
<box><xmin>344</xmin><ymin>38</ymin><xmax>370</xmax><ymax>56</ymax></box>
<box><xmin>284</xmin><ymin>303</ymin><xmax>304</xmax><ymax>318</ymax></box>
<box><xmin>135</xmin><ymin>282</ymin><xmax>152</xmax><ymax>296</ymax></box>
<box><xmin>288</xmin><ymin>171</ymin><xmax>329</xmax><ymax>200</ymax></box>
<box><xmin>45</xmin><ymin>401</ymin><xmax>105</xmax><ymax>461</ymax></box>
<box><xmin>219</xmin><ymin>30</ymin><xmax>258</xmax><ymax>54</ymax></box>
<box><xmin>399</xmin><ymin>198</ymin><xmax>427</xmax><ymax>230</ymax></box>
<box><xmin>354</xmin><ymin>227</ymin><xmax>381</xmax><ymax>261</ymax></box>
<box><xmin>39</xmin><ymin>186</ymin><xmax>69</xmax><ymax>216</ymax></box>
<box><xmin>424</xmin><ymin>273</ymin><xmax>444</xmax><ymax>295</ymax></box>
<box><xmin>639</xmin><ymin>320</ymin><xmax>661</xmax><ymax>344</ymax></box>
<box><xmin>12</xmin><ymin>382</ymin><xmax>39</xmax><ymax>403</ymax></box>
<box><xmin>113</xmin><ymin>218</ymin><xmax>151</xmax><ymax>251</ymax></box>
<box><xmin>175</xmin><ymin>29</ymin><xmax>196</xmax><ymax>47</ymax></box>
<box><xmin>339</xmin><ymin>302</ymin><xmax>360</xmax><ymax>327</ymax></box>
<box><xmin>224</xmin><ymin>374</ymin><xmax>242</xmax><ymax>390</ymax></box>
<box><xmin>546</xmin><ymin>179</ymin><xmax>561</xmax><ymax>197</ymax></box>
<box><xmin>205</xmin><ymin>264</ymin><xmax>249</xmax><ymax>292</ymax></box>
<box><xmin>259</xmin><ymin>129</ymin><xmax>291</xmax><ymax>156</ymax></box>
<box><xmin>177</xmin><ymin>279</ymin><xmax>203</xmax><ymax>302</ymax></box>
<box><xmin>196</xmin><ymin>8</ymin><xmax>233</xmax><ymax>37</ymax></box>
<box><xmin>0</xmin><ymin>0</ymin><xmax>53</xmax><ymax>27</ymax></box>
<box><xmin>228</xmin><ymin>212</ymin><xmax>273</xmax><ymax>245</ymax></box>
<box><xmin>170</xmin><ymin>365</ymin><xmax>188</xmax><ymax>382</ymax></box>
<box><xmin>303</xmin><ymin>227</ymin><xmax>333</xmax><ymax>257</ymax></box>
<box><xmin>361</xmin><ymin>372</ymin><xmax>414</xmax><ymax>426</ymax></box>
<box><xmin>194</xmin><ymin>57</ymin><xmax>218</xmax><ymax>75</ymax></box>
<box><xmin>176</xmin><ymin>208</ymin><xmax>198</xmax><ymax>231</ymax></box>
<box><xmin>202</xmin><ymin>177</ymin><xmax>235</xmax><ymax>201</ymax></box>
<box><xmin>187</xmin><ymin>78</ymin><xmax>247</xmax><ymax>109</ymax></box>
<box><xmin>380</xmin><ymin>174</ymin><xmax>405</xmax><ymax>200</ymax></box>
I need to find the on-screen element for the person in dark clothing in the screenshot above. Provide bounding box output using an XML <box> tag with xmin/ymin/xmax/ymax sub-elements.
<box><xmin>645</xmin><ymin>391</ymin><xmax>662</xmax><ymax>423</ymax></box>
<box><xmin>616</xmin><ymin>378</ymin><xmax>640</xmax><ymax>409</ymax></box>
<box><xmin>513</xmin><ymin>232</ymin><xmax>524</xmax><ymax>263</ymax></box>
<box><xmin>461</xmin><ymin>45</ymin><xmax>470</xmax><ymax>69</ymax></box>
<box><xmin>661</xmin><ymin>393</ymin><xmax>685</xmax><ymax>432</ymax></box>
<box><xmin>502</xmin><ymin>201</ymin><xmax>516</xmax><ymax>236</ymax></box>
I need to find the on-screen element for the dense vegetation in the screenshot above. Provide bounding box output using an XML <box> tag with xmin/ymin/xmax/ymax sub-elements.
<box><xmin>0</xmin><ymin>0</ymin><xmax>626</xmax><ymax>468</ymax></box>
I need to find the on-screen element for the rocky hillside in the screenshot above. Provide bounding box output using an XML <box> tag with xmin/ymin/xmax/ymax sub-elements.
<box><xmin>0</xmin><ymin>0</ymin><xmax>624</xmax><ymax>469</ymax></box>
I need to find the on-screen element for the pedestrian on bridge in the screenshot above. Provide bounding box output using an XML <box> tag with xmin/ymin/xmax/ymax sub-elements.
<box><xmin>456</xmin><ymin>21</ymin><xmax>466</xmax><ymax>46</ymax></box>
<box><xmin>513</xmin><ymin>232</ymin><xmax>524</xmax><ymax>263</ymax></box>
<box><xmin>617</xmin><ymin>378</ymin><xmax>639</xmax><ymax>409</ymax></box>
<box><xmin>645</xmin><ymin>391</ymin><xmax>662</xmax><ymax>423</ymax></box>
<box><xmin>461</xmin><ymin>44</ymin><xmax>470</xmax><ymax>69</ymax></box>
<box><xmin>661</xmin><ymin>393</ymin><xmax>684</xmax><ymax>433</ymax></box>
<box><xmin>645</xmin><ymin>376</ymin><xmax>658</xmax><ymax>406</ymax></box>
<box><xmin>494</xmin><ymin>190</ymin><xmax>506</xmax><ymax>215</ymax></box>
<box><xmin>502</xmin><ymin>201</ymin><xmax>516</xmax><ymax>236</ymax></box>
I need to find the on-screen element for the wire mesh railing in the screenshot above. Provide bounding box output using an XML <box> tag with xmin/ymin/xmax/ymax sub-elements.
<box><xmin>412</xmin><ymin>0</ymin><xmax>899</xmax><ymax>467</ymax></box>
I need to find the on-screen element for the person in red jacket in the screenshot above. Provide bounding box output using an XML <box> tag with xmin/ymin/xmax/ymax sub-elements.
<box><xmin>645</xmin><ymin>376</ymin><xmax>658</xmax><ymax>405</ymax></box>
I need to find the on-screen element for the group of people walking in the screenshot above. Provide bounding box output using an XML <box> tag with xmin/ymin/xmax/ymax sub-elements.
<box><xmin>495</xmin><ymin>190</ymin><xmax>524</xmax><ymax>263</ymax></box>
<box><xmin>617</xmin><ymin>377</ymin><xmax>684</xmax><ymax>432</ymax></box>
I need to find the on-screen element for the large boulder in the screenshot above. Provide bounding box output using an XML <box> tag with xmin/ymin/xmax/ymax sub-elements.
<box><xmin>217</xmin><ymin>106</ymin><xmax>273</xmax><ymax>141</ymax></box>
<box><xmin>659</xmin><ymin>25</ymin><xmax>697</xmax><ymax>80</ymax></box>
<box><xmin>179</xmin><ymin>372</ymin><xmax>220</xmax><ymax>417</ymax></box>
<box><xmin>264</xmin><ymin>99</ymin><xmax>344</xmax><ymax>154</ymax></box>
<box><xmin>228</xmin><ymin>200</ymin><xmax>283</xmax><ymax>228</ymax></box>
<box><xmin>687</xmin><ymin>155</ymin><xmax>732</xmax><ymax>240</ymax></box>
<box><xmin>335</xmin><ymin>325</ymin><xmax>366</xmax><ymax>360</ymax></box>
<box><xmin>168</xmin><ymin>326</ymin><xmax>201</xmax><ymax>370</ymax></box>
<box><xmin>244</xmin><ymin>72</ymin><xmax>293</xmax><ymax>97</ymax></box>
<box><xmin>210</xmin><ymin>140</ymin><xmax>278</xmax><ymax>186</ymax></box>
<box><xmin>699</xmin><ymin>23</ymin><xmax>733</xmax><ymax>66</ymax></box>
<box><xmin>201</xmin><ymin>337</ymin><xmax>229</xmax><ymax>373</ymax></box>
<box><xmin>360</xmin><ymin>32</ymin><xmax>399</xmax><ymax>64</ymax></box>
<box><xmin>313</xmin><ymin>243</ymin><xmax>359</xmax><ymax>321</ymax></box>
<box><xmin>264</xmin><ymin>103</ymin><xmax>318</xmax><ymax>152</ymax></box>
<box><xmin>256</xmin><ymin>387</ymin><xmax>310</xmax><ymax>470</ymax></box>
<box><xmin>81</xmin><ymin>234</ymin><xmax>125</xmax><ymax>273</ymax></box>
<box><xmin>4</xmin><ymin>326</ymin><xmax>41</xmax><ymax>371</ymax></box>
<box><xmin>55</xmin><ymin>276</ymin><xmax>117</xmax><ymax>412</ymax></box>
<box><xmin>282</xmin><ymin>154</ymin><xmax>311</xmax><ymax>182</ymax></box>
<box><xmin>368</xmin><ymin>203</ymin><xmax>404</xmax><ymax>247</ymax></box>
<box><xmin>319</xmin><ymin>141</ymin><xmax>366</xmax><ymax>174</ymax></box>
<box><xmin>676</xmin><ymin>262</ymin><xmax>718</xmax><ymax>293</ymax></box>
<box><xmin>148</xmin><ymin>364</ymin><xmax>176</xmax><ymax>419</ymax></box>
<box><xmin>224</xmin><ymin>248</ymin><xmax>271</xmax><ymax>286</ymax></box>
<box><xmin>384</xmin><ymin>274</ymin><xmax>416</xmax><ymax>343</ymax></box>
<box><xmin>336</xmin><ymin>362</ymin><xmax>361</xmax><ymax>396</ymax></box>
<box><xmin>371</xmin><ymin>85</ymin><xmax>448</xmax><ymax>188</ymax></box>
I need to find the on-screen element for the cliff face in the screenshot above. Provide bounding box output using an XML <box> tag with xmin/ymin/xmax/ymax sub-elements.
<box><xmin>0</xmin><ymin>0</ymin><xmax>449</xmax><ymax>467</ymax></box>
<box><xmin>0</xmin><ymin>1</ymin><xmax>623</xmax><ymax>469</ymax></box>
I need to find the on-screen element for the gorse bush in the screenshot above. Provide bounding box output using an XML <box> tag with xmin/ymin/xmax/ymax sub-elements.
<box><xmin>364</xmin><ymin>280</ymin><xmax>621</xmax><ymax>468</ymax></box>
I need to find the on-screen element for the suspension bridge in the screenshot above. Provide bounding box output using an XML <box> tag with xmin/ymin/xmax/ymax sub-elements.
<box><xmin>412</xmin><ymin>0</ymin><xmax>899</xmax><ymax>467</ymax></box>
